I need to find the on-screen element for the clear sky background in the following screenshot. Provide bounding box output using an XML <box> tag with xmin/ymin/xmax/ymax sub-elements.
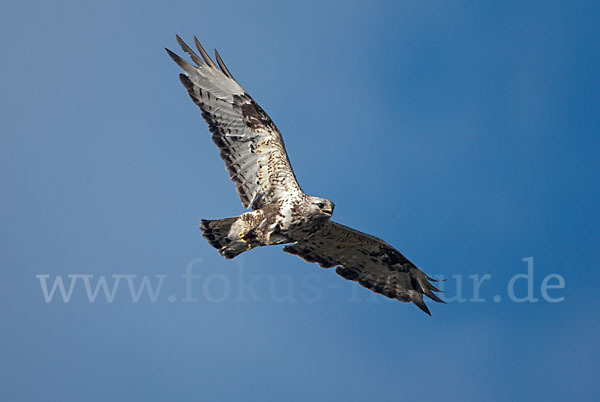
<box><xmin>2</xmin><ymin>1</ymin><xmax>599</xmax><ymax>401</ymax></box>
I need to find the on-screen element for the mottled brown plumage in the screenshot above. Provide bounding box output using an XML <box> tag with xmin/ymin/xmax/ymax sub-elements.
<box><xmin>166</xmin><ymin>36</ymin><xmax>444</xmax><ymax>315</ymax></box>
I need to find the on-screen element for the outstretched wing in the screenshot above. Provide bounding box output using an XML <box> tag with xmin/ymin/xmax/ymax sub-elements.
<box><xmin>283</xmin><ymin>221</ymin><xmax>444</xmax><ymax>315</ymax></box>
<box><xmin>166</xmin><ymin>36</ymin><xmax>302</xmax><ymax>209</ymax></box>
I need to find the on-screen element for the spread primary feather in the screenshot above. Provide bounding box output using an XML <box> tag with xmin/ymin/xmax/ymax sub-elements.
<box><xmin>166</xmin><ymin>36</ymin><xmax>444</xmax><ymax>315</ymax></box>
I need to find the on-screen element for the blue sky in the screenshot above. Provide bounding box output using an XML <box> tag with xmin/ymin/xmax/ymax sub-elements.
<box><xmin>1</xmin><ymin>1</ymin><xmax>599</xmax><ymax>401</ymax></box>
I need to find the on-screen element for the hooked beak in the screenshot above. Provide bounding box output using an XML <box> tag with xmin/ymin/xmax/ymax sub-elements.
<box><xmin>320</xmin><ymin>207</ymin><xmax>333</xmax><ymax>216</ymax></box>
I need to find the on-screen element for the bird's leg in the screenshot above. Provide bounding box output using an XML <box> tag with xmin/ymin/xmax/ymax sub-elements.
<box><xmin>238</xmin><ymin>229</ymin><xmax>257</xmax><ymax>249</ymax></box>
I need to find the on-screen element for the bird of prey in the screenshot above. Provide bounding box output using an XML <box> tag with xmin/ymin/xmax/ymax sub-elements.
<box><xmin>166</xmin><ymin>36</ymin><xmax>444</xmax><ymax>315</ymax></box>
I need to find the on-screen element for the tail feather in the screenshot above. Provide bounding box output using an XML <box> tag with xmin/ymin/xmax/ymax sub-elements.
<box><xmin>200</xmin><ymin>217</ymin><xmax>249</xmax><ymax>259</ymax></box>
<box><xmin>200</xmin><ymin>218</ymin><xmax>236</xmax><ymax>249</ymax></box>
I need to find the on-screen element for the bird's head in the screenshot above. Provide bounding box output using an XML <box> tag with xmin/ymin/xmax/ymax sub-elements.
<box><xmin>308</xmin><ymin>196</ymin><xmax>335</xmax><ymax>218</ymax></box>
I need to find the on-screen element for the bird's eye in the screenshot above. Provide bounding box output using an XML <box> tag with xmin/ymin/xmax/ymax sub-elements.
<box><xmin>317</xmin><ymin>202</ymin><xmax>325</xmax><ymax>209</ymax></box>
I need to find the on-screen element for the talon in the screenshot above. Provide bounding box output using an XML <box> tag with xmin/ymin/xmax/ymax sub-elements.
<box><xmin>238</xmin><ymin>232</ymin><xmax>247</xmax><ymax>242</ymax></box>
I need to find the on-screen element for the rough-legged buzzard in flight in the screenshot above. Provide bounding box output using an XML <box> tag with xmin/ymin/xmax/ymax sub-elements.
<box><xmin>166</xmin><ymin>36</ymin><xmax>444</xmax><ymax>315</ymax></box>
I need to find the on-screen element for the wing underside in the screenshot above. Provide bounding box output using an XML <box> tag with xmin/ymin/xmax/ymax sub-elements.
<box><xmin>166</xmin><ymin>36</ymin><xmax>302</xmax><ymax>209</ymax></box>
<box><xmin>284</xmin><ymin>221</ymin><xmax>444</xmax><ymax>315</ymax></box>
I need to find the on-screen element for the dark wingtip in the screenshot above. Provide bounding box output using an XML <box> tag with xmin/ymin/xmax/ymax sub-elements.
<box><xmin>415</xmin><ymin>300</ymin><xmax>432</xmax><ymax>316</ymax></box>
<box><xmin>193</xmin><ymin>36</ymin><xmax>219</xmax><ymax>69</ymax></box>
<box><xmin>427</xmin><ymin>291</ymin><xmax>446</xmax><ymax>304</ymax></box>
<box><xmin>165</xmin><ymin>47</ymin><xmax>183</xmax><ymax>65</ymax></box>
<box><xmin>428</xmin><ymin>283</ymin><xmax>443</xmax><ymax>293</ymax></box>
<box><xmin>175</xmin><ymin>34</ymin><xmax>205</xmax><ymax>67</ymax></box>
<box><xmin>165</xmin><ymin>47</ymin><xmax>196</xmax><ymax>76</ymax></box>
<box><xmin>427</xmin><ymin>275</ymin><xmax>448</xmax><ymax>283</ymax></box>
<box><xmin>214</xmin><ymin>48</ymin><xmax>234</xmax><ymax>79</ymax></box>
<box><xmin>410</xmin><ymin>292</ymin><xmax>432</xmax><ymax>315</ymax></box>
